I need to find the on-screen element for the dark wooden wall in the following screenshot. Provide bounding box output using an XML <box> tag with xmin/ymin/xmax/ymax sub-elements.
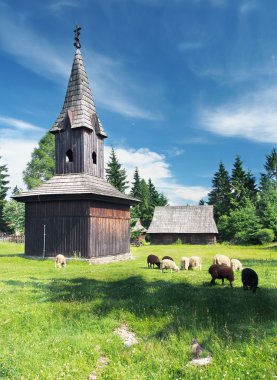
<box><xmin>90</xmin><ymin>202</ymin><xmax>130</xmax><ymax>257</ymax></box>
<box><xmin>25</xmin><ymin>200</ymin><xmax>130</xmax><ymax>257</ymax></box>
<box><xmin>149</xmin><ymin>233</ymin><xmax>217</xmax><ymax>245</ymax></box>
<box><xmin>54</xmin><ymin>120</ymin><xmax>104</xmax><ymax>177</ymax></box>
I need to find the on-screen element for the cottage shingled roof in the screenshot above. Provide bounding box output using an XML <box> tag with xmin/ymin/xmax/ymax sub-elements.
<box><xmin>132</xmin><ymin>219</ymin><xmax>147</xmax><ymax>233</ymax></box>
<box><xmin>14</xmin><ymin>173</ymin><xmax>138</xmax><ymax>205</ymax></box>
<box><xmin>50</xmin><ymin>48</ymin><xmax>107</xmax><ymax>137</ymax></box>
<box><xmin>147</xmin><ymin>206</ymin><xmax>218</xmax><ymax>234</ymax></box>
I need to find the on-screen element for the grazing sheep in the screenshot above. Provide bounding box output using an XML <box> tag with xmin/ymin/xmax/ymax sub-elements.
<box><xmin>231</xmin><ymin>259</ymin><xmax>243</xmax><ymax>271</ymax></box>
<box><xmin>209</xmin><ymin>264</ymin><xmax>234</xmax><ymax>287</ymax></box>
<box><xmin>147</xmin><ymin>254</ymin><xmax>161</xmax><ymax>269</ymax></box>
<box><xmin>162</xmin><ymin>255</ymin><xmax>174</xmax><ymax>261</ymax></box>
<box><xmin>213</xmin><ymin>254</ymin><xmax>231</xmax><ymax>267</ymax></box>
<box><xmin>161</xmin><ymin>259</ymin><xmax>179</xmax><ymax>273</ymax></box>
<box><xmin>189</xmin><ymin>256</ymin><xmax>202</xmax><ymax>270</ymax></box>
<box><xmin>55</xmin><ymin>254</ymin><xmax>66</xmax><ymax>268</ymax></box>
<box><xmin>180</xmin><ymin>256</ymin><xmax>190</xmax><ymax>270</ymax></box>
<box><xmin>242</xmin><ymin>268</ymin><xmax>258</xmax><ymax>293</ymax></box>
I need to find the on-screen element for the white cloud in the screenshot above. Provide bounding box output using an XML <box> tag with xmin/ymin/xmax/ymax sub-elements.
<box><xmin>0</xmin><ymin>3</ymin><xmax>160</xmax><ymax>121</ymax></box>
<box><xmin>199</xmin><ymin>86</ymin><xmax>277</xmax><ymax>143</ymax></box>
<box><xmin>0</xmin><ymin>116</ymin><xmax>44</xmax><ymax>131</ymax></box>
<box><xmin>0</xmin><ymin>138</ymin><xmax>38</xmax><ymax>195</ymax></box>
<box><xmin>240</xmin><ymin>1</ymin><xmax>259</xmax><ymax>14</ymax></box>
<box><xmin>105</xmin><ymin>146</ymin><xmax>210</xmax><ymax>204</ymax></box>
<box><xmin>48</xmin><ymin>1</ymin><xmax>79</xmax><ymax>12</ymax></box>
<box><xmin>0</xmin><ymin>133</ymin><xmax>209</xmax><ymax>203</ymax></box>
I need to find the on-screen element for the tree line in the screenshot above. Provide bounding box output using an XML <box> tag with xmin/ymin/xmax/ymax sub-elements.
<box><xmin>206</xmin><ymin>149</ymin><xmax>277</xmax><ymax>244</ymax></box>
<box><xmin>0</xmin><ymin>131</ymin><xmax>276</xmax><ymax>244</ymax></box>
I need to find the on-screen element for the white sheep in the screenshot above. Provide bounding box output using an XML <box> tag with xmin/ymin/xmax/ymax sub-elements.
<box><xmin>213</xmin><ymin>254</ymin><xmax>231</xmax><ymax>267</ymax></box>
<box><xmin>161</xmin><ymin>259</ymin><xmax>179</xmax><ymax>273</ymax></box>
<box><xmin>180</xmin><ymin>256</ymin><xmax>190</xmax><ymax>270</ymax></box>
<box><xmin>55</xmin><ymin>254</ymin><xmax>67</xmax><ymax>268</ymax></box>
<box><xmin>189</xmin><ymin>256</ymin><xmax>202</xmax><ymax>270</ymax></box>
<box><xmin>231</xmin><ymin>258</ymin><xmax>243</xmax><ymax>271</ymax></box>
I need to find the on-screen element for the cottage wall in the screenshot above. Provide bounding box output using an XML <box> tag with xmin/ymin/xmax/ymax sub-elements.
<box><xmin>150</xmin><ymin>233</ymin><xmax>217</xmax><ymax>245</ymax></box>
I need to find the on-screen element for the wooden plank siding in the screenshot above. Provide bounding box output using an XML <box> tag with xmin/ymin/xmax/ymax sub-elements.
<box><xmin>24</xmin><ymin>200</ymin><xmax>130</xmax><ymax>258</ymax></box>
<box><xmin>150</xmin><ymin>233</ymin><xmax>217</xmax><ymax>245</ymax></box>
<box><xmin>55</xmin><ymin>122</ymin><xmax>104</xmax><ymax>177</ymax></box>
<box><xmin>90</xmin><ymin>202</ymin><xmax>130</xmax><ymax>257</ymax></box>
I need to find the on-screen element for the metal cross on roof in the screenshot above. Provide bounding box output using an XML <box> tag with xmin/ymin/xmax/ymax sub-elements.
<box><xmin>74</xmin><ymin>25</ymin><xmax>82</xmax><ymax>49</ymax></box>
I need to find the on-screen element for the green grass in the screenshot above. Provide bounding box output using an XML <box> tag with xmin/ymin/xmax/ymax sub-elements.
<box><xmin>0</xmin><ymin>242</ymin><xmax>276</xmax><ymax>379</ymax></box>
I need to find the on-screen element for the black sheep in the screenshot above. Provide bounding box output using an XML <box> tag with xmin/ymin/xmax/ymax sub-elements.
<box><xmin>147</xmin><ymin>254</ymin><xmax>160</xmax><ymax>269</ymax></box>
<box><xmin>208</xmin><ymin>264</ymin><xmax>234</xmax><ymax>287</ymax></box>
<box><xmin>162</xmin><ymin>256</ymin><xmax>174</xmax><ymax>261</ymax></box>
<box><xmin>241</xmin><ymin>268</ymin><xmax>258</xmax><ymax>293</ymax></box>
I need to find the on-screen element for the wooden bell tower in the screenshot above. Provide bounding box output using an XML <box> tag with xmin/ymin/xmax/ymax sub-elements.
<box><xmin>50</xmin><ymin>26</ymin><xmax>107</xmax><ymax>178</ymax></box>
<box><xmin>14</xmin><ymin>26</ymin><xmax>138</xmax><ymax>259</ymax></box>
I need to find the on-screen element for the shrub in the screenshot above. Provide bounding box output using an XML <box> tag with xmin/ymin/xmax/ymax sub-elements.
<box><xmin>175</xmin><ymin>238</ymin><xmax>182</xmax><ymax>245</ymax></box>
<box><xmin>255</xmin><ymin>228</ymin><xmax>275</xmax><ymax>244</ymax></box>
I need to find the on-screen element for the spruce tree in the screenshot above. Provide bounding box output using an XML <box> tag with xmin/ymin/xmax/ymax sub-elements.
<box><xmin>258</xmin><ymin>149</ymin><xmax>277</xmax><ymax>238</ymax></box>
<box><xmin>0</xmin><ymin>156</ymin><xmax>10</xmax><ymax>232</ymax></box>
<box><xmin>230</xmin><ymin>155</ymin><xmax>257</xmax><ymax>209</ymax></box>
<box><xmin>260</xmin><ymin>148</ymin><xmax>277</xmax><ymax>189</ymax></box>
<box><xmin>23</xmin><ymin>132</ymin><xmax>55</xmax><ymax>189</ymax></box>
<box><xmin>208</xmin><ymin>161</ymin><xmax>231</xmax><ymax>222</ymax></box>
<box><xmin>105</xmin><ymin>147</ymin><xmax>128</xmax><ymax>193</ymax></box>
<box><xmin>130</xmin><ymin>169</ymin><xmax>168</xmax><ymax>228</ymax></box>
<box><xmin>130</xmin><ymin>168</ymin><xmax>142</xmax><ymax>220</ymax></box>
<box><xmin>130</xmin><ymin>168</ymin><xmax>142</xmax><ymax>199</ymax></box>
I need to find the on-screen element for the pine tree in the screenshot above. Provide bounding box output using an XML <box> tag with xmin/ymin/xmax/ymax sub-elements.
<box><xmin>208</xmin><ymin>161</ymin><xmax>231</xmax><ymax>222</ymax></box>
<box><xmin>258</xmin><ymin>149</ymin><xmax>277</xmax><ymax>238</ymax></box>
<box><xmin>23</xmin><ymin>132</ymin><xmax>55</xmax><ymax>189</ymax></box>
<box><xmin>230</xmin><ymin>155</ymin><xmax>257</xmax><ymax>209</ymax></box>
<box><xmin>0</xmin><ymin>156</ymin><xmax>10</xmax><ymax>232</ymax></box>
<box><xmin>260</xmin><ymin>148</ymin><xmax>277</xmax><ymax>189</ymax></box>
<box><xmin>130</xmin><ymin>168</ymin><xmax>142</xmax><ymax>220</ymax></box>
<box><xmin>105</xmin><ymin>147</ymin><xmax>128</xmax><ymax>193</ymax></box>
<box><xmin>130</xmin><ymin>169</ymin><xmax>168</xmax><ymax>228</ymax></box>
<box><xmin>130</xmin><ymin>168</ymin><xmax>142</xmax><ymax>199</ymax></box>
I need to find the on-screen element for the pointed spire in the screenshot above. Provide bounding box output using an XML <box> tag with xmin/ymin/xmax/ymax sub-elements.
<box><xmin>50</xmin><ymin>27</ymin><xmax>107</xmax><ymax>137</ymax></box>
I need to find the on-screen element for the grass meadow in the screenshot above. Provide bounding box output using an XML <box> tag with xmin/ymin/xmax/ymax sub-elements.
<box><xmin>0</xmin><ymin>242</ymin><xmax>276</xmax><ymax>380</ymax></box>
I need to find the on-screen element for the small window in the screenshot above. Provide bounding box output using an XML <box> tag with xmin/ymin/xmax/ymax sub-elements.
<box><xmin>66</xmin><ymin>149</ymin><xmax>73</xmax><ymax>162</ymax></box>
<box><xmin>92</xmin><ymin>151</ymin><xmax>97</xmax><ymax>164</ymax></box>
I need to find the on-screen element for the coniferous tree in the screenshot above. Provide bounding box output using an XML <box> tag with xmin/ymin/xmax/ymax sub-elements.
<box><xmin>148</xmin><ymin>179</ymin><xmax>168</xmax><ymax>207</ymax></box>
<box><xmin>130</xmin><ymin>168</ymin><xmax>141</xmax><ymax>199</ymax></box>
<box><xmin>105</xmin><ymin>147</ymin><xmax>128</xmax><ymax>193</ymax></box>
<box><xmin>208</xmin><ymin>161</ymin><xmax>231</xmax><ymax>222</ymax></box>
<box><xmin>260</xmin><ymin>148</ymin><xmax>277</xmax><ymax>189</ymax></box>
<box><xmin>130</xmin><ymin>169</ymin><xmax>168</xmax><ymax>228</ymax></box>
<box><xmin>23</xmin><ymin>132</ymin><xmax>55</xmax><ymax>189</ymax></box>
<box><xmin>130</xmin><ymin>168</ymin><xmax>142</xmax><ymax>220</ymax></box>
<box><xmin>230</xmin><ymin>155</ymin><xmax>257</xmax><ymax>209</ymax></box>
<box><xmin>0</xmin><ymin>156</ymin><xmax>10</xmax><ymax>232</ymax></box>
<box><xmin>257</xmin><ymin>149</ymin><xmax>277</xmax><ymax>238</ymax></box>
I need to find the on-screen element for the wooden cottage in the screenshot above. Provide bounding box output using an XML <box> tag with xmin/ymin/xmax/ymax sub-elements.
<box><xmin>14</xmin><ymin>27</ymin><xmax>138</xmax><ymax>258</ymax></box>
<box><xmin>147</xmin><ymin>206</ymin><xmax>218</xmax><ymax>244</ymax></box>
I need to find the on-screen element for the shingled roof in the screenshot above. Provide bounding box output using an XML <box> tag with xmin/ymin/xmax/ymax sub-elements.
<box><xmin>14</xmin><ymin>173</ymin><xmax>138</xmax><ymax>205</ymax></box>
<box><xmin>50</xmin><ymin>48</ymin><xmax>107</xmax><ymax>137</ymax></box>
<box><xmin>131</xmin><ymin>219</ymin><xmax>147</xmax><ymax>233</ymax></box>
<box><xmin>147</xmin><ymin>206</ymin><xmax>218</xmax><ymax>234</ymax></box>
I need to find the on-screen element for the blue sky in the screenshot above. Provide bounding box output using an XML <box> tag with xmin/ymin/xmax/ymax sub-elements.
<box><xmin>0</xmin><ymin>0</ymin><xmax>276</xmax><ymax>204</ymax></box>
